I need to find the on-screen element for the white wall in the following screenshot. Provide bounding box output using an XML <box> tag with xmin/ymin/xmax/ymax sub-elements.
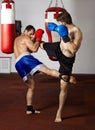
<box><xmin>0</xmin><ymin>0</ymin><xmax>95</xmax><ymax>74</ymax></box>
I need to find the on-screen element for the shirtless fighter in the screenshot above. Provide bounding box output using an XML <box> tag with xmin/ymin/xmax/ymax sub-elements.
<box><xmin>40</xmin><ymin>10</ymin><xmax>82</xmax><ymax>122</ymax></box>
<box><xmin>14</xmin><ymin>25</ymin><xmax>75</xmax><ymax>115</ymax></box>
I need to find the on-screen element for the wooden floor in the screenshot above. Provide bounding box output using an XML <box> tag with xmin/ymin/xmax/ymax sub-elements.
<box><xmin>0</xmin><ymin>73</ymin><xmax>95</xmax><ymax>130</ymax></box>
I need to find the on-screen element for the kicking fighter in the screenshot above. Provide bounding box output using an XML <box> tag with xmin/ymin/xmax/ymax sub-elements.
<box><xmin>14</xmin><ymin>25</ymin><xmax>71</xmax><ymax>115</ymax></box>
<box><xmin>40</xmin><ymin>9</ymin><xmax>82</xmax><ymax>122</ymax></box>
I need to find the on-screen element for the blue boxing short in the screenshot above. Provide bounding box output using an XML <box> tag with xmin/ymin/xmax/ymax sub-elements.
<box><xmin>15</xmin><ymin>52</ymin><xmax>45</xmax><ymax>82</ymax></box>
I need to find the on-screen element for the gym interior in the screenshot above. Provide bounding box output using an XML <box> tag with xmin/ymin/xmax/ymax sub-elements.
<box><xmin>0</xmin><ymin>0</ymin><xmax>95</xmax><ymax>130</ymax></box>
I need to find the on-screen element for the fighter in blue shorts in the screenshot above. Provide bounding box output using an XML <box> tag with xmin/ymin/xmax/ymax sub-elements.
<box><xmin>14</xmin><ymin>25</ymin><xmax>66</xmax><ymax>115</ymax></box>
<box><xmin>15</xmin><ymin>53</ymin><xmax>45</xmax><ymax>82</ymax></box>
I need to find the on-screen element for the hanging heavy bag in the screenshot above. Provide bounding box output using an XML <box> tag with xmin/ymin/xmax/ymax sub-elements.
<box><xmin>1</xmin><ymin>0</ymin><xmax>15</xmax><ymax>53</ymax></box>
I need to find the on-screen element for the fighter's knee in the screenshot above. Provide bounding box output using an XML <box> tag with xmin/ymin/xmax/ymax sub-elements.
<box><xmin>59</xmin><ymin>74</ymin><xmax>70</xmax><ymax>82</ymax></box>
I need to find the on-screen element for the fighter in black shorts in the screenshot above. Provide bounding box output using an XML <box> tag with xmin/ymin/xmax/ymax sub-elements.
<box><xmin>42</xmin><ymin>42</ymin><xmax>75</xmax><ymax>82</ymax></box>
<box><xmin>40</xmin><ymin>9</ymin><xmax>82</xmax><ymax>122</ymax></box>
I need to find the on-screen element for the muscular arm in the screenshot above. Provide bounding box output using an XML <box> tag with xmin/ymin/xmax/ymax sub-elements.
<box><xmin>25</xmin><ymin>36</ymin><xmax>40</xmax><ymax>52</ymax></box>
<box><xmin>61</xmin><ymin>27</ymin><xmax>82</xmax><ymax>55</ymax></box>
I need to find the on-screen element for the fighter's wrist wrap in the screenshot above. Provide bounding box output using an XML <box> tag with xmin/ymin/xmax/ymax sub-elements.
<box><xmin>62</xmin><ymin>36</ymin><xmax>70</xmax><ymax>43</ymax></box>
<box><xmin>27</xmin><ymin>105</ymin><xmax>35</xmax><ymax>114</ymax></box>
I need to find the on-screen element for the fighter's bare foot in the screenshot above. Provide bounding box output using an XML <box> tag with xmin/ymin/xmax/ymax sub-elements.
<box><xmin>26</xmin><ymin>105</ymin><xmax>40</xmax><ymax>114</ymax></box>
<box><xmin>70</xmin><ymin>76</ymin><xmax>77</xmax><ymax>84</ymax></box>
<box><xmin>26</xmin><ymin>110</ymin><xmax>40</xmax><ymax>115</ymax></box>
<box><xmin>54</xmin><ymin>111</ymin><xmax>62</xmax><ymax>123</ymax></box>
<box><xmin>54</xmin><ymin>117</ymin><xmax>62</xmax><ymax>123</ymax></box>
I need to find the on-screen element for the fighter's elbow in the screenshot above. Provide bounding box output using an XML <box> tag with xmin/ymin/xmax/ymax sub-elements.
<box><xmin>72</xmin><ymin>47</ymin><xmax>79</xmax><ymax>54</ymax></box>
<box><xmin>32</xmin><ymin>47</ymin><xmax>39</xmax><ymax>52</ymax></box>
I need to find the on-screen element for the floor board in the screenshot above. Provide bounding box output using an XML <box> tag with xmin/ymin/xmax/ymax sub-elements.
<box><xmin>0</xmin><ymin>74</ymin><xmax>95</xmax><ymax>130</ymax></box>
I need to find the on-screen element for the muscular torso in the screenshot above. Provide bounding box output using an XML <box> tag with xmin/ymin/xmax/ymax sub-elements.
<box><xmin>60</xmin><ymin>24</ymin><xmax>82</xmax><ymax>58</ymax></box>
<box><xmin>14</xmin><ymin>34</ymin><xmax>39</xmax><ymax>59</ymax></box>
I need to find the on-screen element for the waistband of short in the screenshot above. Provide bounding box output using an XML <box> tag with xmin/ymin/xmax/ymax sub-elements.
<box><xmin>16</xmin><ymin>52</ymin><xmax>30</xmax><ymax>63</ymax></box>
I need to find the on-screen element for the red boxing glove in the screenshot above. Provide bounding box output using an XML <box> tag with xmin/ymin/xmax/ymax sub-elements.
<box><xmin>35</xmin><ymin>29</ymin><xmax>44</xmax><ymax>42</ymax></box>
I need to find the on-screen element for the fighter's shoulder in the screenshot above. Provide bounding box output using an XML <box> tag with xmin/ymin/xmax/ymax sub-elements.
<box><xmin>72</xmin><ymin>26</ymin><xmax>83</xmax><ymax>45</ymax></box>
<box><xmin>73</xmin><ymin>25</ymin><xmax>82</xmax><ymax>35</ymax></box>
<box><xmin>20</xmin><ymin>35</ymin><xmax>30</xmax><ymax>42</ymax></box>
<box><xmin>15</xmin><ymin>35</ymin><xmax>26</xmax><ymax>43</ymax></box>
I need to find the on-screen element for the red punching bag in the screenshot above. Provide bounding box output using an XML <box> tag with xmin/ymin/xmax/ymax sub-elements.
<box><xmin>45</xmin><ymin>0</ymin><xmax>65</xmax><ymax>61</ymax></box>
<box><xmin>1</xmin><ymin>0</ymin><xmax>15</xmax><ymax>53</ymax></box>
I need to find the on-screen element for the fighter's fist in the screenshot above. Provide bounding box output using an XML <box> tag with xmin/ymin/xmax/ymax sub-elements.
<box><xmin>35</xmin><ymin>29</ymin><xmax>44</xmax><ymax>42</ymax></box>
<box><xmin>48</xmin><ymin>23</ymin><xmax>70</xmax><ymax>43</ymax></box>
<box><xmin>48</xmin><ymin>22</ymin><xmax>57</xmax><ymax>31</ymax></box>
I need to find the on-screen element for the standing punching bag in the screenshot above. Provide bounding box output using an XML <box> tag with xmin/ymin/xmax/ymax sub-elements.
<box><xmin>45</xmin><ymin>0</ymin><xmax>65</xmax><ymax>61</ymax></box>
<box><xmin>1</xmin><ymin>0</ymin><xmax>15</xmax><ymax>53</ymax></box>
